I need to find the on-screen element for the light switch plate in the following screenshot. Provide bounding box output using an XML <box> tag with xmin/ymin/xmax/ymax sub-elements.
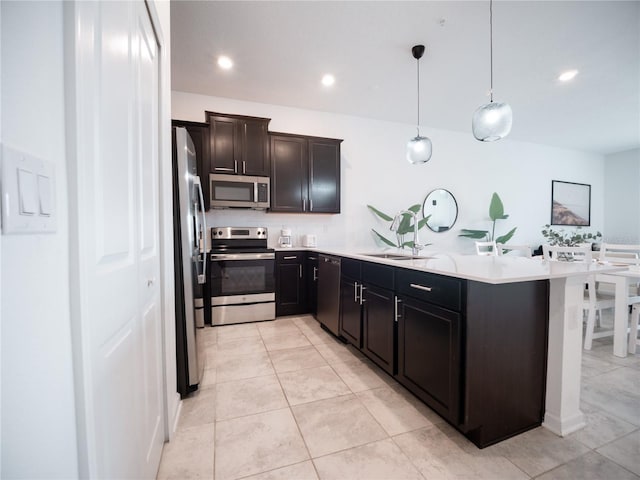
<box><xmin>1</xmin><ymin>143</ymin><xmax>57</xmax><ymax>234</ymax></box>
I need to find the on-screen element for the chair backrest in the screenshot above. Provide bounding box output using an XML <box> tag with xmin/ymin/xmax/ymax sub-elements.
<box><xmin>599</xmin><ymin>243</ymin><xmax>640</xmax><ymax>297</ymax></box>
<box><xmin>542</xmin><ymin>244</ymin><xmax>593</xmax><ymax>262</ymax></box>
<box><xmin>599</xmin><ymin>243</ymin><xmax>640</xmax><ymax>266</ymax></box>
<box><xmin>475</xmin><ymin>240</ymin><xmax>497</xmax><ymax>256</ymax></box>
<box><xmin>496</xmin><ymin>244</ymin><xmax>532</xmax><ymax>258</ymax></box>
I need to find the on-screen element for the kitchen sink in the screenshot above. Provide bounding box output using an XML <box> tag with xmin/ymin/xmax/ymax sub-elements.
<box><xmin>361</xmin><ymin>253</ymin><xmax>429</xmax><ymax>261</ymax></box>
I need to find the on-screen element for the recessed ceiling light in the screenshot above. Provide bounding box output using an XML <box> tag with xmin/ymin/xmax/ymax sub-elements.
<box><xmin>558</xmin><ymin>69</ymin><xmax>578</xmax><ymax>82</ymax></box>
<box><xmin>217</xmin><ymin>56</ymin><xmax>233</xmax><ymax>70</ymax></box>
<box><xmin>321</xmin><ymin>74</ymin><xmax>335</xmax><ymax>87</ymax></box>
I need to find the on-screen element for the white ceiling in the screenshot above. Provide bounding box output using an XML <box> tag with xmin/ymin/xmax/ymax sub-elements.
<box><xmin>171</xmin><ymin>1</ymin><xmax>640</xmax><ymax>155</ymax></box>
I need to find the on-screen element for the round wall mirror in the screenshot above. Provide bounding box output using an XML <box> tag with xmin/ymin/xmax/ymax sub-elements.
<box><xmin>422</xmin><ymin>189</ymin><xmax>458</xmax><ymax>232</ymax></box>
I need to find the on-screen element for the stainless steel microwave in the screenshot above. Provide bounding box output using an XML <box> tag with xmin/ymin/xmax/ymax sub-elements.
<box><xmin>209</xmin><ymin>174</ymin><xmax>270</xmax><ymax>209</ymax></box>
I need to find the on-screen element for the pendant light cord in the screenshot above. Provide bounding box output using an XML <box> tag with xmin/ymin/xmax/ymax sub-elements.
<box><xmin>489</xmin><ymin>0</ymin><xmax>494</xmax><ymax>103</ymax></box>
<box><xmin>416</xmin><ymin>56</ymin><xmax>421</xmax><ymax>136</ymax></box>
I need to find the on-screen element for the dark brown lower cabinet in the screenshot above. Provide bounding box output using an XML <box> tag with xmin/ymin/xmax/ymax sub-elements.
<box><xmin>463</xmin><ymin>280</ymin><xmax>549</xmax><ymax>448</ymax></box>
<box><xmin>339</xmin><ymin>276</ymin><xmax>362</xmax><ymax>347</ymax></box>
<box><xmin>362</xmin><ymin>285</ymin><xmax>395</xmax><ymax>375</ymax></box>
<box><xmin>275</xmin><ymin>252</ymin><xmax>307</xmax><ymax>316</ymax></box>
<box><xmin>396</xmin><ymin>295</ymin><xmax>461</xmax><ymax>424</ymax></box>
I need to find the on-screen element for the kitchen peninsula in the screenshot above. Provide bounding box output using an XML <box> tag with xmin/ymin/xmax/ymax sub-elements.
<box><xmin>278</xmin><ymin>247</ymin><xmax>624</xmax><ymax>447</ymax></box>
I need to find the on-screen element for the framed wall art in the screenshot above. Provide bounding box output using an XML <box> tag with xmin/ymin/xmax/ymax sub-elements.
<box><xmin>551</xmin><ymin>180</ymin><xmax>591</xmax><ymax>226</ymax></box>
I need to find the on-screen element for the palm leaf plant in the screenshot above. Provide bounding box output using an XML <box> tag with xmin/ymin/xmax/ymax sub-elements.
<box><xmin>459</xmin><ymin>192</ymin><xmax>517</xmax><ymax>244</ymax></box>
<box><xmin>367</xmin><ymin>204</ymin><xmax>431</xmax><ymax>249</ymax></box>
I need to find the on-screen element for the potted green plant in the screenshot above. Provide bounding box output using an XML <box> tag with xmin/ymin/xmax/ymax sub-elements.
<box><xmin>541</xmin><ymin>225</ymin><xmax>602</xmax><ymax>247</ymax></box>
<box><xmin>367</xmin><ymin>204</ymin><xmax>431</xmax><ymax>249</ymax></box>
<box><xmin>459</xmin><ymin>192</ymin><xmax>517</xmax><ymax>244</ymax></box>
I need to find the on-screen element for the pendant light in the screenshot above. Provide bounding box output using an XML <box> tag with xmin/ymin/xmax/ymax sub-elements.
<box><xmin>406</xmin><ymin>44</ymin><xmax>432</xmax><ymax>164</ymax></box>
<box><xmin>472</xmin><ymin>0</ymin><xmax>512</xmax><ymax>142</ymax></box>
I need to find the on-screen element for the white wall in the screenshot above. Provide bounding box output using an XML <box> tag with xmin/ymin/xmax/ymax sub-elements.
<box><xmin>1</xmin><ymin>2</ymin><xmax>78</xmax><ymax>477</ymax></box>
<box><xmin>604</xmin><ymin>148</ymin><xmax>640</xmax><ymax>243</ymax></box>
<box><xmin>0</xmin><ymin>3</ymin><xmax>3</xmax><ymax>475</ymax></box>
<box><xmin>172</xmin><ymin>92</ymin><xmax>606</xmax><ymax>253</ymax></box>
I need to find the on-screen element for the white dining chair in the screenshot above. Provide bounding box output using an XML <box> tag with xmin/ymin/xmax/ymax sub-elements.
<box><xmin>599</xmin><ymin>243</ymin><xmax>640</xmax><ymax>352</ymax></box>
<box><xmin>475</xmin><ymin>240</ymin><xmax>497</xmax><ymax>256</ymax></box>
<box><xmin>496</xmin><ymin>243</ymin><xmax>532</xmax><ymax>258</ymax></box>
<box><xmin>543</xmin><ymin>245</ymin><xmax>615</xmax><ymax>349</ymax></box>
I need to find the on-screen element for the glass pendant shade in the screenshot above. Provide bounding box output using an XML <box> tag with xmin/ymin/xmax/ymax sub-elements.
<box><xmin>406</xmin><ymin>44</ymin><xmax>432</xmax><ymax>164</ymax></box>
<box><xmin>406</xmin><ymin>134</ymin><xmax>433</xmax><ymax>164</ymax></box>
<box><xmin>472</xmin><ymin>101</ymin><xmax>513</xmax><ymax>142</ymax></box>
<box><xmin>473</xmin><ymin>0</ymin><xmax>512</xmax><ymax>142</ymax></box>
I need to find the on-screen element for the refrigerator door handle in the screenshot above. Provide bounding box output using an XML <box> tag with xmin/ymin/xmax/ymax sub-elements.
<box><xmin>194</xmin><ymin>175</ymin><xmax>207</xmax><ymax>284</ymax></box>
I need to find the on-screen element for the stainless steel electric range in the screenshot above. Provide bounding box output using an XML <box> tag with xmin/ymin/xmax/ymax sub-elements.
<box><xmin>209</xmin><ymin>227</ymin><xmax>275</xmax><ymax>325</ymax></box>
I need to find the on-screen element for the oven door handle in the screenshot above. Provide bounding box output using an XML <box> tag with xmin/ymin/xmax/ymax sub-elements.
<box><xmin>210</xmin><ymin>252</ymin><xmax>275</xmax><ymax>261</ymax></box>
<box><xmin>194</xmin><ymin>175</ymin><xmax>207</xmax><ymax>284</ymax></box>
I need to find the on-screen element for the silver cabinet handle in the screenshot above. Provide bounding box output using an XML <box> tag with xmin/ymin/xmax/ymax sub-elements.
<box><xmin>303</xmin><ymin>198</ymin><xmax>307</xmax><ymax>212</ymax></box>
<box><xmin>313</xmin><ymin>266</ymin><xmax>318</xmax><ymax>281</ymax></box>
<box><xmin>299</xmin><ymin>264</ymin><xmax>303</xmax><ymax>278</ymax></box>
<box><xmin>242</xmin><ymin>160</ymin><xmax>246</xmax><ymax>174</ymax></box>
<box><xmin>283</xmin><ymin>256</ymin><xmax>297</xmax><ymax>260</ymax></box>
<box><xmin>394</xmin><ymin>296</ymin><xmax>402</xmax><ymax>322</ymax></box>
<box><xmin>234</xmin><ymin>160</ymin><xmax>238</xmax><ymax>173</ymax></box>
<box><xmin>308</xmin><ymin>256</ymin><xmax>317</xmax><ymax>260</ymax></box>
<box><xmin>254</xmin><ymin>181</ymin><xmax>258</xmax><ymax>204</ymax></box>
<box><xmin>359</xmin><ymin>284</ymin><xmax>366</xmax><ymax>305</ymax></box>
<box><xmin>354</xmin><ymin>282</ymin><xmax>359</xmax><ymax>303</ymax></box>
<box><xmin>410</xmin><ymin>283</ymin><xmax>432</xmax><ymax>292</ymax></box>
<box><xmin>310</xmin><ymin>199</ymin><xmax>313</xmax><ymax>211</ymax></box>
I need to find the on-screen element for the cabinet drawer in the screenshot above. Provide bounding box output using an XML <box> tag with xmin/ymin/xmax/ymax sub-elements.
<box><xmin>362</xmin><ymin>262</ymin><xmax>394</xmax><ymax>290</ymax></box>
<box><xmin>395</xmin><ymin>268</ymin><xmax>463</xmax><ymax>312</ymax></box>
<box><xmin>276</xmin><ymin>251</ymin><xmax>304</xmax><ymax>264</ymax></box>
<box><xmin>341</xmin><ymin>258</ymin><xmax>361</xmax><ymax>280</ymax></box>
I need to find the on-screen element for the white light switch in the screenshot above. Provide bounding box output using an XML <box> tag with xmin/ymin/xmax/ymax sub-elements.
<box><xmin>1</xmin><ymin>143</ymin><xmax>56</xmax><ymax>234</ymax></box>
<box><xmin>17</xmin><ymin>168</ymin><xmax>37</xmax><ymax>215</ymax></box>
<box><xmin>37</xmin><ymin>174</ymin><xmax>52</xmax><ymax>216</ymax></box>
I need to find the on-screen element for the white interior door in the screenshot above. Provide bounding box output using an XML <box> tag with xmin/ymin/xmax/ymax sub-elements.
<box><xmin>67</xmin><ymin>1</ymin><xmax>164</xmax><ymax>478</ymax></box>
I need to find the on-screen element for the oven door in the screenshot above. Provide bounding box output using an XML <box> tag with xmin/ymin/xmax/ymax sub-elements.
<box><xmin>210</xmin><ymin>252</ymin><xmax>275</xmax><ymax>301</ymax></box>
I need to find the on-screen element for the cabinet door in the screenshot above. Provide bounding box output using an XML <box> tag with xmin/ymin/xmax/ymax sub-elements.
<box><xmin>308</xmin><ymin>139</ymin><xmax>341</xmax><ymax>213</ymax></box>
<box><xmin>306</xmin><ymin>254</ymin><xmax>319</xmax><ymax>317</ymax></box>
<box><xmin>397</xmin><ymin>296</ymin><xmax>461</xmax><ymax>424</ymax></box>
<box><xmin>362</xmin><ymin>285</ymin><xmax>395</xmax><ymax>374</ymax></box>
<box><xmin>209</xmin><ymin>115</ymin><xmax>239</xmax><ymax>174</ymax></box>
<box><xmin>241</xmin><ymin>119</ymin><xmax>270</xmax><ymax>176</ymax></box>
<box><xmin>276</xmin><ymin>253</ymin><xmax>307</xmax><ymax>316</ymax></box>
<box><xmin>270</xmin><ymin>135</ymin><xmax>308</xmax><ymax>212</ymax></box>
<box><xmin>339</xmin><ymin>277</ymin><xmax>362</xmax><ymax>347</ymax></box>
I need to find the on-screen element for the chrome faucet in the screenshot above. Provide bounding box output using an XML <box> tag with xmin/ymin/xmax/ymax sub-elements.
<box><xmin>390</xmin><ymin>210</ymin><xmax>424</xmax><ymax>256</ymax></box>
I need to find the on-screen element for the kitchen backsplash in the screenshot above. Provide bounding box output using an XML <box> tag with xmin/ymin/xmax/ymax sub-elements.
<box><xmin>204</xmin><ymin>209</ymin><xmax>345</xmax><ymax>249</ymax></box>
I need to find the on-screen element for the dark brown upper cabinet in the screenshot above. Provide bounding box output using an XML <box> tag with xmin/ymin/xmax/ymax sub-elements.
<box><xmin>206</xmin><ymin>112</ymin><xmax>270</xmax><ymax>177</ymax></box>
<box><xmin>171</xmin><ymin>119</ymin><xmax>211</xmax><ymax>210</ymax></box>
<box><xmin>270</xmin><ymin>132</ymin><xmax>342</xmax><ymax>213</ymax></box>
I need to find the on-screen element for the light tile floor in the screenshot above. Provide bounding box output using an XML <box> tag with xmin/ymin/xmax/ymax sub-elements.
<box><xmin>157</xmin><ymin>314</ymin><xmax>640</xmax><ymax>480</ymax></box>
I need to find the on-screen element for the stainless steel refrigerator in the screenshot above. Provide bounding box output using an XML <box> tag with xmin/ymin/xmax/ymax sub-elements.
<box><xmin>172</xmin><ymin>126</ymin><xmax>207</xmax><ymax>396</ymax></box>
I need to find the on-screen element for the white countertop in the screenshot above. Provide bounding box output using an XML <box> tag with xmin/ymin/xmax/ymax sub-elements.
<box><xmin>276</xmin><ymin>246</ymin><xmax>626</xmax><ymax>284</ymax></box>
